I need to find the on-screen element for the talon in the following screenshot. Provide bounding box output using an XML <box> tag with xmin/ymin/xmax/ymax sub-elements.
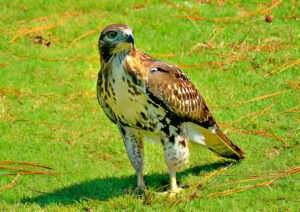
<box><xmin>134</xmin><ymin>185</ymin><xmax>146</xmax><ymax>195</ymax></box>
<box><xmin>170</xmin><ymin>186</ymin><xmax>183</xmax><ymax>194</ymax></box>
<box><xmin>155</xmin><ymin>186</ymin><xmax>184</xmax><ymax>197</ymax></box>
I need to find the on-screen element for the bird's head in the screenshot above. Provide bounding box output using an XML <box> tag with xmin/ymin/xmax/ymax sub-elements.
<box><xmin>99</xmin><ymin>24</ymin><xmax>134</xmax><ymax>62</ymax></box>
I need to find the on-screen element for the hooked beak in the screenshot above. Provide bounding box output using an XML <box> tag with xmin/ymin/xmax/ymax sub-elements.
<box><xmin>125</xmin><ymin>34</ymin><xmax>134</xmax><ymax>45</ymax></box>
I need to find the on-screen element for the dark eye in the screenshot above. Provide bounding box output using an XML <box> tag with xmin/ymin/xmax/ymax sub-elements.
<box><xmin>107</xmin><ymin>31</ymin><xmax>118</xmax><ymax>39</ymax></box>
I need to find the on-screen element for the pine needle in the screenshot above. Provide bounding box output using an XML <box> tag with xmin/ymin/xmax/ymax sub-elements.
<box><xmin>265</xmin><ymin>59</ymin><xmax>300</xmax><ymax>77</ymax></box>
<box><xmin>238</xmin><ymin>90</ymin><xmax>287</xmax><ymax>106</ymax></box>
<box><xmin>10</xmin><ymin>24</ymin><xmax>58</xmax><ymax>43</ymax></box>
<box><xmin>208</xmin><ymin>166</ymin><xmax>300</xmax><ymax>199</ymax></box>
<box><xmin>0</xmin><ymin>160</ymin><xmax>52</xmax><ymax>169</ymax></box>
<box><xmin>208</xmin><ymin>178</ymin><xmax>276</xmax><ymax>198</ymax></box>
<box><xmin>231</xmin><ymin>104</ymin><xmax>273</xmax><ymax>124</ymax></box>
<box><xmin>0</xmin><ymin>174</ymin><xmax>21</xmax><ymax>194</ymax></box>
<box><xmin>10</xmin><ymin>11</ymin><xmax>80</xmax><ymax>43</ymax></box>
<box><xmin>0</xmin><ymin>161</ymin><xmax>57</xmax><ymax>178</ymax></box>
<box><xmin>222</xmin><ymin>125</ymin><xmax>289</xmax><ymax>147</ymax></box>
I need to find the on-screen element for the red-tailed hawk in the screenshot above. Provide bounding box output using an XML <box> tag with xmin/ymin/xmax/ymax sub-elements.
<box><xmin>97</xmin><ymin>24</ymin><xmax>244</xmax><ymax>193</ymax></box>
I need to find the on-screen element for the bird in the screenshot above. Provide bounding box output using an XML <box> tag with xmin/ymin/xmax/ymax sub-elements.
<box><xmin>97</xmin><ymin>24</ymin><xmax>245</xmax><ymax>193</ymax></box>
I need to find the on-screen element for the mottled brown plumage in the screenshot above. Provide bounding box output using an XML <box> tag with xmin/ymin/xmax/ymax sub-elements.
<box><xmin>97</xmin><ymin>24</ymin><xmax>244</xmax><ymax>193</ymax></box>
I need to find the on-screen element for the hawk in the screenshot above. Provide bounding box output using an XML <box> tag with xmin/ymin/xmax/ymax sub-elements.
<box><xmin>97</xmin><ymin>24</ymin><xmax>244</xmax><ymax>193</ymax></box>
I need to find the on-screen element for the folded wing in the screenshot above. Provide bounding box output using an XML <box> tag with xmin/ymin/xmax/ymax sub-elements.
<box><xmin>144</xmin><ymin>60</ymin><xmax>244</xmax><ymax>160</ymax></box>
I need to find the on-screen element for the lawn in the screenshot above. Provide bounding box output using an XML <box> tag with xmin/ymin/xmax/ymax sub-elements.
<box><xmin>0</xmin><ymin>0</ymin><xmax>299</xmax><ymax>211</ymax></box>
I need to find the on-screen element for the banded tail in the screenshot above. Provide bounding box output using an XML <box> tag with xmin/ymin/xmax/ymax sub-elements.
<box><xmin>182</xmin><ymin>122</ymin><xmax>245</xmax><ymax>160</ymax></box>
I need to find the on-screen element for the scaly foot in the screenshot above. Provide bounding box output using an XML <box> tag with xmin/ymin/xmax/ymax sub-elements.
<box><xmin>134</xmin><ymin>185</ymin><xmax>146</xmax><ymax>195</ymax></box>
<box><xmin>156</xmin><ymin>186</ymin><xmax>184</xmax><ymax>197</ymax></box>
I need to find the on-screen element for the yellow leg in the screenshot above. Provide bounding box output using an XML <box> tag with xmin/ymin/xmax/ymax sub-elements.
<box><xmin>169</xmin><ymin>170</ymin><xmax>182</xmax><ymax>193</ymax></box>
<box><xmin>137</xmin><ymin>171</ymin><xmax>145</xmax><ymax>190</ymax></box>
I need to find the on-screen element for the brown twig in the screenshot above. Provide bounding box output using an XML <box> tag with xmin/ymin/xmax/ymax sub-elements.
<box><xmin>238</xmin><ymin>90</ymin><xmax>287</xmax><ymax>106</ymax></box>
<box><xmin>282</xmin><ymin>105</ymin><xmax>300</xmax><ymax>113</ymax></box>
<box><xmin>223</xmin><ymin>125</ymin><xmax>289</xmax><ymax>147</ymax></box>
<box><xmin>169</xmin><ymin>164</ymin><xmax>233</xmax><ymax>206</ymax></box>
<box><xmin>231</xmin><ymin>104</ymin><xmax>273</xmax><ymax>124</ymax></box>
<box><xmin>209</xmin><ymin>167</ymin><xmax>300</xmax><ymax>190</ymax></box>
<box><xmin>0</xmin><ymin>171</ymin><xmax>58</xmax><ymax>176</ymax></box>
<box><xmin>208</xmin><ymin>166</ymin><xmax>300</xmax><ymax>198</ymax></box>
<box><xmin>265</xmin><ymin>59</ymin><xmax>300</xmax><ymax>77</ymax></box>
<box><xmin>181</xmin><ymin>166</ymin><xmax>300</xmax><ymax>202</ymax></box>
<box><xmin>10</xmin><ymin>11</ymin><xmax>80</xmax><ymax>43</ymax></box>
<box><xmin>16</xmin><ymin>171</ymin><xmax>58</xmax><ymax>176</ymax></box>
<box><xmin>10</xmin><ymin>24</ymin><xmax>58</xmax><ymax>43</ymax></box>
<box><xmin>0</xmin><ymin>161</ymin><xmax>52</xmax><ymax>169</ymax></box>
<box><xmin>0</xmin><ymin>161</ymin><xmax>58</xmax><ymax>178</ymax></box>
<box><xmin>167</xmin><ymin>166</ymin><xmax>300</xmax><ymax>205</ymax></box>
<box><xmin>208</xmin><ymin>178</ymin><xmax>276</xmax><ymax>198</ymax></box>
<box><xmin>189</xmin><ymin>164</ymin><xmax>233</xmax><ymax>191</ymax></box>
<box><xmin>0</xmin><ymin>166</ymin><xmax>58</xmax><ymax>176</ymax></box>
<box><xmin>0</xmin><ymin>174</ymin><xmax>21</xmax><ymax>194</ymax></box>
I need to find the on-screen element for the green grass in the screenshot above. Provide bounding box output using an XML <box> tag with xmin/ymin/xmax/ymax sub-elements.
<box><xmin>1</xmin><ymin>0</ymin><xmax>300</xmax><ymax>211</ymax></box>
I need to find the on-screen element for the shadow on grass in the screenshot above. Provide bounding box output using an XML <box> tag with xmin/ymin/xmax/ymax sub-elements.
<box><xmin>23</xmin><ymin>161</ymin><xmax>232</xmax><ymax>206</ymax></box>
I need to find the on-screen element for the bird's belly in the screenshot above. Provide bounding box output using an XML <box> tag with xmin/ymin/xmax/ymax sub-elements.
<box><xmin>109</xmin><ymin>90</ymin><xmax>164</xmax><ymax>129</ymax></box>
<box><xmin>109</xmin><ymin>90</ymin><xmax>147</xmax><ymax>121</ymax></box>
<box><xmin>104</xmin><ymin>67</ymin><xmax>165</xmax><ymax>130</ymax></box>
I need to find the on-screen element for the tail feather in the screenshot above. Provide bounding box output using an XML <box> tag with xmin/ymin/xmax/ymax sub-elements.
<box><xmin>182</xmin><ymin>122</ymin><xmax>245</xmax><ymax>160</ymax></box>
<box><xmin>212</xmin><ymin>128</ymin><xmax>245</xmax><ymax>160</ymax></box>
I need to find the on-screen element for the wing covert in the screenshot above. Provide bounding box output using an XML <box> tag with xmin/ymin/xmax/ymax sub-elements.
<box><xmin>146</xmin><ymin>61</ymin><xmax>215</xmax><ymax>128</ymax></box>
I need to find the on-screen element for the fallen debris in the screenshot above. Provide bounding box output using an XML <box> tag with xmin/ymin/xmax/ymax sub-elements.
<box><xmin>0</xmin><ymin>161</ymin><xmax>57</xmax><ymax>194</ymax></box>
